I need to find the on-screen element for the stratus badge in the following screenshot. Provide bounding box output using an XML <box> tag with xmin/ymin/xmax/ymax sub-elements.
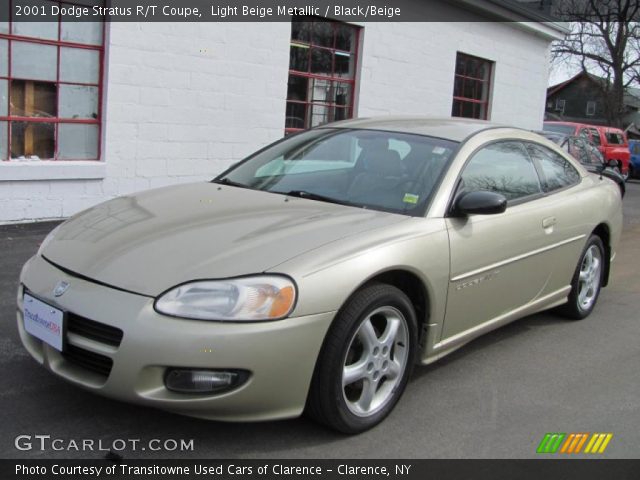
<box><xmin>53</xmin><ymin>281</ymin><xmax>70</xmax><ymax>297</ymax></box>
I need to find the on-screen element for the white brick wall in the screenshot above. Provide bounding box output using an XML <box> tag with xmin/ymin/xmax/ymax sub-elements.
<box><xmin>0</xmin><ymin>20</ymin><xmax>554</xmax><ymax>224</ymax></box>
<box><xmin>357</xmin><ymin>22</ymin><xmax>551</xmax><ymax>129</ymax></box>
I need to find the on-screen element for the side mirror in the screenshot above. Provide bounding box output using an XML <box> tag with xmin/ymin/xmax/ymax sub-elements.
<box><xmin>453</xmin><ymin>191</ymin><xmax>507</xmax><ymax>216</ymax></box>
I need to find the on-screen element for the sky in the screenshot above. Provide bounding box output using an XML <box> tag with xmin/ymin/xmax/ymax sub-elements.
<box><xmin>549</xmin><ymin>63</ymin><xmax>579</xmax><ymax>87</ymax></box>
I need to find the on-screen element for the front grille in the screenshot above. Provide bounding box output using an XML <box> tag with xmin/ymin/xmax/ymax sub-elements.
<box><xmin>62</xmin><ymin>344</ymin><xmax>113</xmax><ymax>377</ymax></box>
<box><xmin>67</xmin><ymin>314</ymin><xmax>123</xmax><ymax>347</ymax></box>
<box><xmin>63</xmin><ymin>315</ymin><xmax>122</xmax><ymax>378</ymax></box>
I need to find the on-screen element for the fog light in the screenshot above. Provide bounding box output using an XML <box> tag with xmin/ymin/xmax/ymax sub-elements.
<box><xmin>164</xmin><ymin>369</ymin><xmax>249</xmax><ymax>394</ymax></box>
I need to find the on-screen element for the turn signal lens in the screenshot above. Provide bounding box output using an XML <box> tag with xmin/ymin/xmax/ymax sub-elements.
<box><xmin>269</xmin><ymin>285</ymin><xmax>295</xmax><ymax>318</ymax></box>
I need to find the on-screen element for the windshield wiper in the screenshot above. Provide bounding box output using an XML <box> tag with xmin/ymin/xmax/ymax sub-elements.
<box><xmin>282</xmin><ymin>190</ymin><xmax>355</xmax><ymax>207</ymax></box>
<box><xmin>212</xmin><ymin>177</ymin><xmax>251</xmax><ymax>189</ymax></box>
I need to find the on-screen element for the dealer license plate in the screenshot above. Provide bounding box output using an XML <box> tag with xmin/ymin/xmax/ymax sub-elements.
<box><xmin>23</xmin><ymin>293</ymin><xmax>65</xmax><ymax>352</ymax></box>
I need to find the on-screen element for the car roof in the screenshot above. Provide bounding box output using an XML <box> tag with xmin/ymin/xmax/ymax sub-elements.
<box><xmin>325</xmin><ymin>116</ymin><xmax>503</xmax><ymax>142</ymax></box>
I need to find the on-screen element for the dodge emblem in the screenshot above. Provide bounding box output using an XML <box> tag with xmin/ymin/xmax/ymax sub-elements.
<box><xmin>53</xmin><ymin>281</ymin><xmax>70</xmax><ymax>297</ymax></box>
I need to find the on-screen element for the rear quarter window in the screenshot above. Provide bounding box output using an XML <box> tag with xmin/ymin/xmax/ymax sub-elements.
<box><xmin>525</xmin><ymin>143</ymin><xmax>581</xmax><ymax>193</ymax></box>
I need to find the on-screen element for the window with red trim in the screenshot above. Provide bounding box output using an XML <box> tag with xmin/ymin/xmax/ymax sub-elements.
<box><xmin>285</xmin><ymin>18</ymin><xmax>360</xmax><ymax>134</ymax></box>
<box><xmin>451</xmin><ymin>52</ymin><xmax>492</xmax><ymax>120</ymax></box>
<box><xmin>0</xmin><ymin>0</ymin><xmax>104</xmax><ymax>161</ymax></box>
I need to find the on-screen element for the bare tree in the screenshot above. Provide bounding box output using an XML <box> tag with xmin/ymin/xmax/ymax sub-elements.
<box><xmin>552</xmin><ymin>0</ymin><xmax>640</xmax><ymax>127</ymax></box>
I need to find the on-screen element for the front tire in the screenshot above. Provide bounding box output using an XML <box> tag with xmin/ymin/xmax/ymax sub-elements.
<box><xmin>306</xmin><ymin>283</ymin><xmax>418</xmax><ymax>433</ymax></box>
<box><xmin>558</xmin><ymin>235</ymin><xmax>605</xmax><ymax>320</ymax></box>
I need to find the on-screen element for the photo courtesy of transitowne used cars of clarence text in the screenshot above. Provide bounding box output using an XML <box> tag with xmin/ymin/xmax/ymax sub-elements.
<box><xmin>18</xmin><ymin>117</ymin><xmax>622</xmax><ymax>433</ymax></box>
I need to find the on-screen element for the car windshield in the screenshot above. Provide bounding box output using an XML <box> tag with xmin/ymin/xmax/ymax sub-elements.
<box><xmin>543</xmin><ymin>123</ymin><xmax>576</xmax><ymax>135</ymax></box>
<box><xmin>215</xmin><ymin>128</ymin><xmax>458</xmax><ymax>216</ymax></box>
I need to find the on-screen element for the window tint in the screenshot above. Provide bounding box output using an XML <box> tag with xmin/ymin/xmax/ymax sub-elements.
<box><xmin>460</xmin><ymin>141</ymin><xmax>541</xmax><ymax>201</ymax></box>
<box><xmin>589</xmin><ymin>128</ymin><xmax>601</xmax><ymax>146</ymax></box>
<box><xmin>526</xmin><ymin>143</ymin><xmax>580</xmax><ymax>192</ymax></box>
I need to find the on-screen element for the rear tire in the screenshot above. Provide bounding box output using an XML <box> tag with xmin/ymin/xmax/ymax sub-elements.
<box><xmin>558</xmin><ymin>235</ymin><xmax>605</xmax><ymax>320</ymax></box>
<box><xmin>306</xmin><ymin>283</ymin><xmax>417</xmax><ymax>434</ymax></box>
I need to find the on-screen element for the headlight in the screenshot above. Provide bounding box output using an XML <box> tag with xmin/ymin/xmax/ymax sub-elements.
<box><xmin>154</xmin><ymin>275</ymin><xmax>297</xmax><ymax>321</ymax></box>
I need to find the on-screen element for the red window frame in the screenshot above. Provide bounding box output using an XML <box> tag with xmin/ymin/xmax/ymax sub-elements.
<box><xmin>285</xmin><ymin>18</ymin><xmax>360</xmax><ymax>135</ymax></box>
<box><xmin>452</xmin><ymin>52</ymin><xmax>493</xmax><ymax>121</ymax></box>
<box><xmin>0</xmin><ymin>0</ymin><xmax>105</xmax><ymax>161</ymax></box>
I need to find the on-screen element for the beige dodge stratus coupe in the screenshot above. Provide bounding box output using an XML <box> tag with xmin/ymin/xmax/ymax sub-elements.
<box><xmin>18</xmin><ymin>118</ymin><xmax>622</xmax><ymax>433</ymax></box>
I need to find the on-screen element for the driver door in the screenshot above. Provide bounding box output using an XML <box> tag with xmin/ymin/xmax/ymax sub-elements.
<box><xmin>442</xmin><ymin>141</ymin><xmax>555</xmax><ymax>340</ymax></box>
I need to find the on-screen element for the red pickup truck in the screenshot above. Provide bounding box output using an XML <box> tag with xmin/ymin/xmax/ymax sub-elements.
<box><xmin>543</xmin><ymin>121</ymin><xmax>630</xmax><ymax>179</ymax></box>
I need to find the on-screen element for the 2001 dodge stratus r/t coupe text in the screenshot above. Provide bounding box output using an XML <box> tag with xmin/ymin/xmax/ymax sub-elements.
<box><xmin>18</xmin><ymin>118</ymin><xmax>622</xmax><ymax>433</ymax></box>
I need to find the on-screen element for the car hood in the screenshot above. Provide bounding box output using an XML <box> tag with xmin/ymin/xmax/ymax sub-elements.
<box><xmin>41</xmin><ymin>183</ymin><xmax>409</xmax><ymax>296</ymax></box>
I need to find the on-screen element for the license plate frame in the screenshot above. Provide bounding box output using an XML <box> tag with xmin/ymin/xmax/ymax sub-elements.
<box><xmin>23</xmin><ymin>291</ymin><xmax>66</xmax><ymax>352</ymax></box>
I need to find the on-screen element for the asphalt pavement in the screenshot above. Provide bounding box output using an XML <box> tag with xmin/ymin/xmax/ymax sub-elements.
<box><xmin>1</xmin><ymin>182</ymin><xmax>639</xmax><ymax>459</ymax></box>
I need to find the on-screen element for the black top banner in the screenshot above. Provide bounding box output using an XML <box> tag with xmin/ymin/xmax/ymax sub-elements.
<box><xmin>0</xmin><ymin>0</ymin><xmax>560</xmax><ymax>22</ymax></box>
<box><xmin>3</xmin><ymin>459</ymin><xmax>640</xmax><ymax>480</ymax></box>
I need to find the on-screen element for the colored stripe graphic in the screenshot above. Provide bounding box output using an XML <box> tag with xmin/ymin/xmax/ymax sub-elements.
<box><xmin>559</xmin><ymin>433</ymin><xmax>589</xmax><ymax>453</ymax></box>
<box><xmin>584</xmin><ymin>433</ymin><xmax>613</xmax><ymax>454</ymax></box>
<box><xmin>537</xmin><ymin>433</ymin><xmax>566</xmax><ymax>453</ymax></box>
<box><xmin>538</xmin><ymin>433</ymin><xmax>613</xmax><ymax>454</ymax></box>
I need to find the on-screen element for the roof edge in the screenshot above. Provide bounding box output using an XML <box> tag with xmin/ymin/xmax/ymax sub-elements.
<box><xmin>455</xmin><ymin>0</ymin><xmax>568</xmax><ymax>39</ymax></box>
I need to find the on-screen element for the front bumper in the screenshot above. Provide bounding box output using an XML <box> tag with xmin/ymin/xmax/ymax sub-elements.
<box><xmin>18</xmin><ymin>255</ymin><xmax>335</xmax><ymax>421</ymax></box>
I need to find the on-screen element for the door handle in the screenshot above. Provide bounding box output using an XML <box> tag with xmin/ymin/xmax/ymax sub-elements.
<box><xmin>542</xmin><ymin>216</ymin><xmax>557</xmax><ymax>229</ymax></box>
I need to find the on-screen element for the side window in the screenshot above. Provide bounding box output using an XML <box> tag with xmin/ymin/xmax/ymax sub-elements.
<box><xmin>460</xmin><ymin>141</ymin><xmax>541</xmax><ymax>201</ymax></box>
<box><xmin>589</xmin><ymin>128</ymin><xmax>601</xmax><ymax>146</ymax></box>
<box><xmin>526</xmin><ymin>143</ymin><xmax>581</xmax><ymax>192</ymax></box>
<box><xmin>605</xmin><ymin>132</ymin><xmax>624</xmax><ymax>145</ymax></box>
<box><xmin>587</xmin><ymin>145</ymin><xmax>605</xmax><ymax>165</ymax></box>
<box><xmin>567</xmin><ymin>138</ymin><xmax>591</xmax><ymax>165</ymax></box>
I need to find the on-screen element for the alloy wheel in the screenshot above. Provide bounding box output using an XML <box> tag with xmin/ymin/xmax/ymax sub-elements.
<box><xmin>577</xmin><ymin>245</ymin><xmax>602</xmax><ymax>311</ymax></box>
<box><xmin>341</xmin><ymin>306</ymin><xmax>409</xmax><ymax>417</ymax></box>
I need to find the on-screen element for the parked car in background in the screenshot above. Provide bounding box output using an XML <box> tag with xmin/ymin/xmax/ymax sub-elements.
<box><xmin>543</xmin><ymin>121</ymin><xmax>590</xmax><ymax>137</ymax></box>
<box><xmin>18</xmin><ymin>118</ymin><xmax>623</xmax><ymax>433</ymax></box>
<box><xmin>629</xmin><ymin>139</ymin><xmax>640</xmax><ymax>179</ymax></box>
<box><xmin>589</xmin><ymin>126</ymin><xmax>630</xmax><ymax>180</ymax></box>
<box><xmin>540</xmin><ymin>131</ymin><xmax>625</xmax><ymax>197</ymax></box>
<box><xmin>544</xmin><ymin>121</ymin><xmax>630</xmax><ymax>180</ymax></box>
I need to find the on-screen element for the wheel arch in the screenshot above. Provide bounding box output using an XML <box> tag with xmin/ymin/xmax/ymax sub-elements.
<box><xmin>359</xmin><ymin>269</ymin><xmax>431</xmax><ymax>351</ymax></box>
<box><xmin>592</xmin><ymin>223</ymin><xmax>611</xmax><ymax>287</ymax></box>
